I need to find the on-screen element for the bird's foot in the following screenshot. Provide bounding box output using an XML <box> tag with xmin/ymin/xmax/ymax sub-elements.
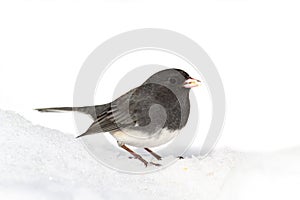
<box><xmin>149</xmin><ymin>161</ymin><xmax>162</xmax><ymax>167</ymax></box>
<box><xmin>129</xmin><ymin>156</ymin><xmax>161</xmax><ymax>167</ymax></box>
<box><xmin>153</xmin><ymin>155</ymin><xmax>162</xmax><ymax>160</ymax></box>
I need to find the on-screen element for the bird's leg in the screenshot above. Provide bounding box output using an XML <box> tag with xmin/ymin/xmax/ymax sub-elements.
<box><xmin>119</xmin><ymin>144</ymin><xmax>149</xmax><ymax>167</ymax></box>
<box><xmin>144</xmin><ymin>148</ymin><xmax>162</xmax><ymax>160</ymax></box>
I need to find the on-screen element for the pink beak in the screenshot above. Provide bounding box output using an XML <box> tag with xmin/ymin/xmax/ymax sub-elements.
<box><xmin>183</xmin><ymin>78</ymin><xmax>201</xmax><ymax>88</ymax></box>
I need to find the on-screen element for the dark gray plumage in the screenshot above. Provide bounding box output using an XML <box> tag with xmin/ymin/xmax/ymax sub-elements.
<box><xmin>36</xmin><ymin>68</ymin><xmax>200</xmax><ymax>166</ymax></box>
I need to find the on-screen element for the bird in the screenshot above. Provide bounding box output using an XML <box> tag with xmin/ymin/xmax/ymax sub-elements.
<box><xmin>36</xmin><ymin>68</ymin><xmax>200</xmax><ymax>167</ymax></box>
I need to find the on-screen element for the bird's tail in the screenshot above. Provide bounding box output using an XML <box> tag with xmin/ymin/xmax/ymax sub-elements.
<box><xmin>34</xmin><ymin>106</ymin><xmax>97</xmax><ymax>116</ymax></box>
<box><xmin>35</xmin><ymin>107</ymin><xmax>74</xmax><ymax>113</ymax></box>
<box><xmin>35</xmin><ymin>104</ymin><xmax>110</xmax><ymax>120</ymax></box>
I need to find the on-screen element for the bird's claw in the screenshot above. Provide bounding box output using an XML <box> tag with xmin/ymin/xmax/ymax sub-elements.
<box><xmin>149</xmin><ymin>162</ymin><xmax>161</xmax><ymax>167</ymax></box>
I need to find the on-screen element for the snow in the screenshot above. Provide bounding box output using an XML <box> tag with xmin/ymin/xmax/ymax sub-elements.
<box><xmin>0</xmin><ymin>109</ymin><xmax>299</xmax><ymax>200</ymax></box>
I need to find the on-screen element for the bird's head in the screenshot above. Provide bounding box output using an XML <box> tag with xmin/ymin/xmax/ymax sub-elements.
<box><xmin>144</xmin><ymin>68</ymin><xmax>201</xmax><ymax>91</ymax></box>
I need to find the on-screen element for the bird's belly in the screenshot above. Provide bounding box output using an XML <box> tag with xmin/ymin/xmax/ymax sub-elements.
<box><xmin>111</xmin><ymin>128</ymin><xmax>179</xmax><ymax>148</ymax></box>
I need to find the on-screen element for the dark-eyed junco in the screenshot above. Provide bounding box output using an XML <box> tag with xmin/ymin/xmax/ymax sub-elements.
<box><xmin>36</xmin><ymin>68</ymin><xmax>200</xmax><ymax>166</ymax></box>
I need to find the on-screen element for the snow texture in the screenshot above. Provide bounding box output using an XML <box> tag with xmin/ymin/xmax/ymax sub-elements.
<box><xmin>0</xmin><ymin>109</ymin><xmax>299</xmax><ymax>200</ymax></box>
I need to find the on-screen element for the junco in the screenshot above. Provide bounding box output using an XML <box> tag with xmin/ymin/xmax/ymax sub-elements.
<box><xmin>36</xmin><ymin>68</ymin><xmax>200</xmax><ymax>166</ymax></box>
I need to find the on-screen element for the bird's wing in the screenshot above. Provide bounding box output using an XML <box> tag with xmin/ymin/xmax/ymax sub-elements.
<box><xmin>78</xmin><ymin>89</ymin><xmax>139</xmax><ymax>137</ymax></box>
<box><xmin>77</xmin><ymin>84</ymin><xmax>176</xmax><ymax>138</ymax></box>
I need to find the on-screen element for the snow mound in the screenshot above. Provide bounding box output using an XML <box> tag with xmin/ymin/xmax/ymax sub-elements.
<box><xmin>0</xmin><ymin>109</ymin><xmax>299</xmax><ymax>200</ymax></box>
<box><xmin>0</xmin><ymin>109</ymin><xmax>240</xmax><ymax>199</ymax></box>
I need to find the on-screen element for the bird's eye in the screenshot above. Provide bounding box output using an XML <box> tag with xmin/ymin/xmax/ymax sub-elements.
<box><xmin>169</xmin><ymin>78</ymin><xmax>177</xmax><ymax>84</ymax></box>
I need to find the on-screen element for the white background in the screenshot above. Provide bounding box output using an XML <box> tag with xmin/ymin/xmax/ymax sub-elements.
<box><xmin>1</xmin><ymin>0</ymin><xmax>300</xmax><ymax>153</ymax></box>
